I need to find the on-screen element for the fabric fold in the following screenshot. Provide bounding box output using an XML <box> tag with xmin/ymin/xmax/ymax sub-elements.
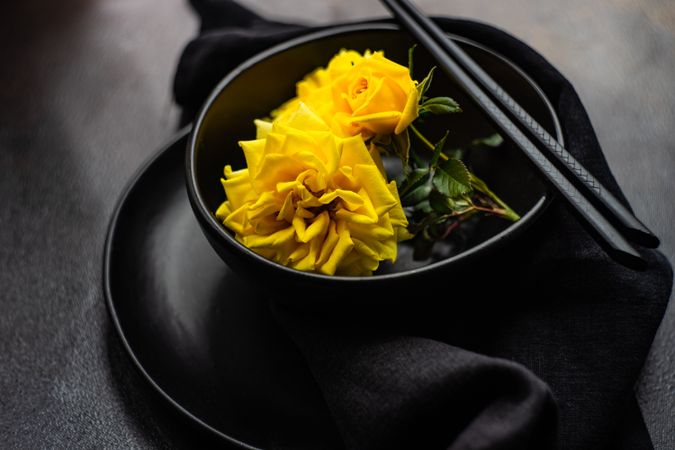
<box><xmin>274</xmin><ymin>306</ymin><xmax>558</xmax><ymax>450</ymax></box>
<box><xmin>174</xmin><ymin>1</ymin><xmax>673</xmax><ymax>448</ymax></box>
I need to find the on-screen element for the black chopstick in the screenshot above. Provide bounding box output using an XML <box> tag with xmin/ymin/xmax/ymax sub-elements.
<box><xmin>389</xmin><ymin>0</ymin><xmax>660</xmax><ymax>251</ymax></box>
<box><xmin>380</xmin><ymin>0</ymin><xmax>651</xmax><ymax>270</ymax></box>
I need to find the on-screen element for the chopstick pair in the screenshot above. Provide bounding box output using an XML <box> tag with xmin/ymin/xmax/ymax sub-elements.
<box><xmin>380</xmin><ymin>0</ymin><xmax>660</xmax><ymax>270</ymax></box>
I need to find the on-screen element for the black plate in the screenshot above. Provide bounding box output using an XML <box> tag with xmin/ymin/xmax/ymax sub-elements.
<box><xmin>104</xmin><ymin>25</ymin><xmax>562</xmax><ymax>449</ymax></box>
<box><xmin>104</xmin><ymin>127</ymin><xmax>343</xmax><ymax>449</ymax></box>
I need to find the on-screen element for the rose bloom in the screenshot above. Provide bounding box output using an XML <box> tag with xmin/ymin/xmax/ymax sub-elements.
<box><xmin>272</xmin><ymin>49</ymin><xmax>420</xmax><ymax>139</ymax></box>
<box><xmin>215</xmin><ymin>102</ymin><xmax>411</xmax><ymax>276</ymax></box>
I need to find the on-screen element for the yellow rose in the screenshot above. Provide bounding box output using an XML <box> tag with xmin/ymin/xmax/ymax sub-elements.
<box><xmin>273</xmin><ymin>49</ymin><xmax>420</xmax><ymax>139</ymax></box>
<box><xmin>216</xmin><ymin>102</ymin><xmax>411</xmax><ymax>276</ymax></box>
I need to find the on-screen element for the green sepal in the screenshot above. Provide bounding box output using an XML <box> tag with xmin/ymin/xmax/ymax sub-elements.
<box><xmin>429</xmin><ymin>189</ymin><xmax>453</xmax><ymax>213</ymax></box>
<box><xmin>417</xmin><ymin>66</ymin><xmax>436</xmax><ymax>98</ymax></box>
<box><xmin>408</xmin><ymin>44</ymin><xmax>417</xmax><ymax>76</ymax></box>
<box><xmin>430</xmin><ymin>130</ymin><xmax>449</xmax><ymax>168</ymax></box>
<box><xmin>391</xmin><ymin>129</ymin><xmax>411</xmax><ymax>167</ymax></box>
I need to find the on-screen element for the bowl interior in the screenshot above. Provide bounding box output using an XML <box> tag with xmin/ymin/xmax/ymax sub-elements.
<box><xmin>190</xmin><ymin>25</ymin><xmax>559</xmax><ymax>276</ymax></box>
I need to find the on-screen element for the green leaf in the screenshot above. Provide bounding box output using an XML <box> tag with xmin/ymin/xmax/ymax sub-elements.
<box><xmin>429</xmin><ymin>189</ymin><xmax>453</xmax><ymax>213</ymax></box>
<box><xmin>430</xmin><ymin>130</ymin><xmax>449</xmax><ymax>168</ymax></box>
<box><xmin>471</xmin><ymin>133</ymin><xmax>503</xmax><ymax>148</ymax></box>
<box><xmin>421</xmin><ymin>96</ymin><xmax>462</xmax><ymax>115</ymax></box>
<box><xmin>432</xmin><ymin>158</ymin><xmax>472</xmax><ymax>198</ymax></box>
<box><xmin>417</xmin><ymin>66</ymin><xmax>436</xmax><ymax>98</ymax></box>
<box><xmin>414</xmin><ymin>199</ymin><xmax>433</xmax><ymax>214</ymax></box>
<box><xmin>416</xmin><ymin>109</ymin><xmax>431</xmax><ymax>121</ymax></box>
<box><xmin>429</xmin><ymin>190</ymin><xmax>474</xmax><ymax>214</ymax></box>
<box><xmin>408</xmin><ymin>44</ymin><xmax>417</xmax><ymax>77</ymax></box>
<box><xmin>400</xmin><ymin>168</ymin><xmax>430</xmax><ymax>197</ymax></box>
<box><xmin>401</xmin><ymin>183</ymin><xmax>432</xmax><ymax>206</ymax></box>
<box><xmin>450</xmin><ymin>196</ymin><xmax>473</xmax><ymax>213</ymax></box>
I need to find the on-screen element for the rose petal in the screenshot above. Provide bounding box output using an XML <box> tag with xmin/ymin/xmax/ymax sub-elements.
<box><xmin>294</xmin><ymin>210</ymin><xmax>330</xmax><ymax>243</ymax></box>
<box><xmin>252</xmin><ymin>153</ymin><xmax>306</xmax><ymax>191</ymax></box>
<box><xmin>243</xmin><ymin>225</ymin><xmax>295</xmax><ymax>249</ymax></box>
<box><xmin>221</xmin><ymin>170</ymin><xmax>254</xmax><ymax>210</ymax></box>
<box><xmin>238</xmin><ymin>138</ymin><xmax>266</xmax><ymax>178</ymax></box>
<box><xmin>254</xmin><ymin>119</ymin><xmax>273</xmax><ymax>139</ymax></box>
<box><xmin>353</xmin><ymin>164</ymin><xmax>398</xmax><ymax>215</ymax></box>
<box><xmin>318</xmin><ymin>189</ymin><xmax>364</xmax><ymax>210</ymax></box>
<box><xmin>318</xmin><ymin>220</ymin><xmax>354</xmax><ymax>275</ymax></box>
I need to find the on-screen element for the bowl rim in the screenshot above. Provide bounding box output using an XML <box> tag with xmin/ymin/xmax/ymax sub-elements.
<box><xmin>186</xmin><ymin>21</ymin><xmax>563</xmax><ymax>283</ymax></box>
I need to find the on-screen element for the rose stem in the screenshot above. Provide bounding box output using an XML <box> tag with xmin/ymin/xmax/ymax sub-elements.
<box><xmin>409</xmin><ymin>123</ymin><xmax>448</xmax><ymax>161</ymax></box>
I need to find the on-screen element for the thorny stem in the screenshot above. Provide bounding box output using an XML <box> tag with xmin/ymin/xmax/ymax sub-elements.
<box><xmin>471</xmin><ymin>174</ymin><xmax>520</xmax><ymax>221</ymax></box>
<box><xmin>409</xmin><ymin>123</ymin><xmax>448</xmax><ymax>161</ymax></box>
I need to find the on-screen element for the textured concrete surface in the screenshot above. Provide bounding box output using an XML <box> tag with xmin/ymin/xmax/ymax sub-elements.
<box><xmin>0</xmin><ymin>1</ymin><xmax>200</xmax><ymax>448</ymax></box>
<box><xmin>1</xmin><ymin>0</ymin><xmax>672</xmax><ymax>448</ymax></box>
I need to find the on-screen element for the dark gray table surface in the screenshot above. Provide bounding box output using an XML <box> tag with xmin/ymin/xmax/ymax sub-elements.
<box><xmin>1</xmin><ymin>0</ymin><xmax>673</xmax><ymax>448</ymax></box>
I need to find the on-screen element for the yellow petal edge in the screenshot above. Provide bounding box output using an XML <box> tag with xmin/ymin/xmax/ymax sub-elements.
<box><xmin>216</xmin><ymin>101</ymin><xmax>410</xmax><ymax>276</ymax></box>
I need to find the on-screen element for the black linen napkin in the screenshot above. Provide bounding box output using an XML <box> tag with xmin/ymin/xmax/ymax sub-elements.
<box><xmin>173</xmin><ymin>1</ymin><xmax>673</xmax><ymax>449</ymax></box>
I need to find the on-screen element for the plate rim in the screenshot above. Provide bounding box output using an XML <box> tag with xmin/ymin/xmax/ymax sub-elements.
<box><xmin>103</xmin><ymin>125</ymin><xmax>263</xmax><ymax>450</ymax></box>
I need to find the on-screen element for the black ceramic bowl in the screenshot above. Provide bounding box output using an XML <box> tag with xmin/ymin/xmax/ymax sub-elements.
<box><xmin>186</xmin><ymin>23</ymin><xmax>561</xmax><ymax>306</ymax></box>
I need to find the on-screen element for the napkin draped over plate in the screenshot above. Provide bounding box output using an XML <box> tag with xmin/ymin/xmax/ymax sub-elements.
<box><xmin>174</xmin><ymin>1</ymin><xmax>673</xmax><ymax>448</ymax></box>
